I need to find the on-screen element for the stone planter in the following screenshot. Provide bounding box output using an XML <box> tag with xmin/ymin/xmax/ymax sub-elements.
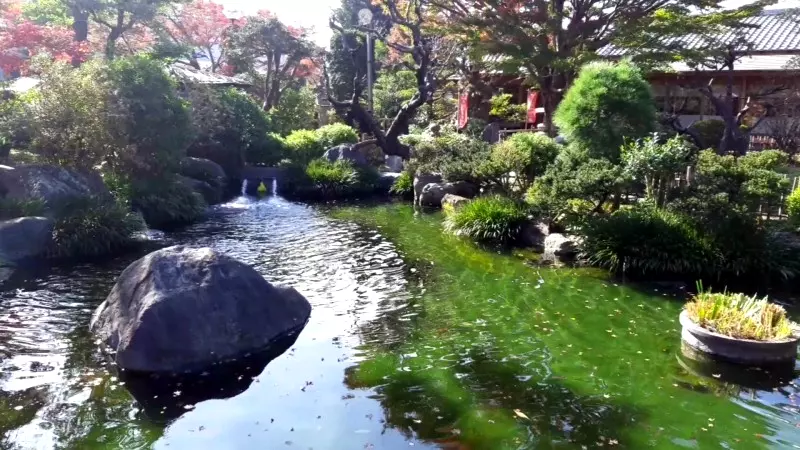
<box><xmin>679</xmin><ymin>311</ymin><xmax>800</xmax><ymax>365</ymax></box>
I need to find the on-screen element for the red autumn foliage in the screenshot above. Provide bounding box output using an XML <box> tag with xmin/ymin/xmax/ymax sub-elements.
<box><xmin>160</xmin><ymin>0</ymin><xmax>231</xmax><ymax>71</ymax></box>
<box><xmin>0</xmin><ymin>1</ymin><xmax>89</xmax><ymax>74</ymax></box>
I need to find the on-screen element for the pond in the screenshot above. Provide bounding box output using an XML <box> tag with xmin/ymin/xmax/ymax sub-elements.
<box><xmin>0</xmin><ymin>195</ymin><xmax>799</xmax><ymax>449</ymax></box>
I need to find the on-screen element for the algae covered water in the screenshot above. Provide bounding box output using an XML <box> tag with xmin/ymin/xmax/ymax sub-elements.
<box><xmin>0</xmin><ymin>197</ymin><xmax>798</xmax><ymax>449</ymax></box>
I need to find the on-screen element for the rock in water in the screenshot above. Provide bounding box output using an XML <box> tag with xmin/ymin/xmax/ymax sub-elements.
<box><xmin>419</xmin><ymin>181</ymin><xmax>479</xmax><ymax>207</ymax></box>
<box><xmin>177</xmin><ymin>175</ymin><xmax>220</xmax><ymax>205</ymax></box>
<box><xmin>322</xmin><ymin>144</ymin><xmax>368</xmax><ymax>167</ymax></box>
<box><xmin>441</xmin><ymin>194</ymin><xmax>470</xmax><ymax>209</ymax></box>
<box><xmin>543</xmin><ymin>233</ymin><xmax>579</xmax><ymax>263</ymax></box>
<box><xmin>90</xmin><ymin>246</ymin><xmax>312</xmax><ymax>373</ymax></box>
<box><xmin>0</xmin><ymin>217</ymin><xmax>54</xmax><ymax>263</ymax></box>
<box><xmin>413</xmin><ymin>173</ymin><xmax>443</xmax><ymax>205</ymax></box>
<box><xmin>0</xmin><ymin>164</ymin><xmax>109</xmax><ymax>207</ymax></box>
<box><xmin>179</xmin><ymin>157</ymin><xmax>227</xmax><ymax>183</ymax></box>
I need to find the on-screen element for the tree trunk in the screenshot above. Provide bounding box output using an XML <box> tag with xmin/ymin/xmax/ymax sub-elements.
<box><xmin>537</xmin><ymin>73</ymin><xmax>566</xmax><ymax>136</ymax></box>
<box><xmin>72</xmin><ymin>7</ymin><xmax>89</xmax><ymax>42</ymax></box>
<box><xmin>465</xmin><ymin>71</ymin><xmax>492</xmax><ymax>122</ymax></box>
<box><xmin>105</xmin><ymin>32</ymin><xmax>120</xmax><ymax>60</ymax></box>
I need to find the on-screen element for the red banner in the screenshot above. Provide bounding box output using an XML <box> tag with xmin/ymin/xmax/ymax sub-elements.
<box><xmin>457</xmin><ymin>92</ymin><xmax>469</xmax><ymax>129</ymax></box>
<box><xmin>526</xmin><ymin>90</ymin><xmax>539</xmax><ymax>124</ymax></box>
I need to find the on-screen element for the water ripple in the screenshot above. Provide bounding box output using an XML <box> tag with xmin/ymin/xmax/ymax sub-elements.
<box><xmin>0</xmin><ymin>195</ymin><xmax>419</xmax><ymax>449</ymax></box>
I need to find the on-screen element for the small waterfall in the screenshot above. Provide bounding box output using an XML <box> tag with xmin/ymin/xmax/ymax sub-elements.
<box><xmin>241</xmin><ymin>179</ymin><xmax>248</xmax><ymax>196</ymax></box>
<box><xmin>272</xmin><ymin>178</ymin><xmax>278</xmax><ymax>196</ymax></box>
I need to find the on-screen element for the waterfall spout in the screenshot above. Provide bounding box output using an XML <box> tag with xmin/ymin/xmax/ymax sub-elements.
<box><xmin>272</xmin><ymin>178</ymin><xmax>278</xmax><ymax>196</ymax></box>
<box><xmin>241</xmin><ymin>179</ymin><xmax>248</xmax><ymax>196</ymax></box>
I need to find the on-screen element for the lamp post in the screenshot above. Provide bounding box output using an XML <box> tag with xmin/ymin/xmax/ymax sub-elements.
<box><xmin>358</xmin><ymin>8</ymin><xmax>374</xmax><ymax>114</ymax></box>
<box><xmin>225</xmin><ymin>9</ymin><xmax>242</xmax><ymax>26</ymax></box>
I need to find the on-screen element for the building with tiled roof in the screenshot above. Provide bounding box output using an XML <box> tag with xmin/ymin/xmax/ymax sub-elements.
<box><xmin>600</xmin><ymin>9</ymin><xmax>800</xmax><ymax>139</ymax></box>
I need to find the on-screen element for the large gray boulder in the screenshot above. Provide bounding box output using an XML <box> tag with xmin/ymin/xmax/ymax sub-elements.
<box><xmin>177</xmin><ymin>175</ymin><xmax>220</xmax><ymax>205</ymax></box>
<box><xmin>543</xmin><ymin>233</ymin><xmax>579</xmax><ymax>263</ymax></box>
<box><xmin>419</xmin><ymin>183</ymin><xmax>446</xmax><ymax>207</ymax></box>
<box><xmin>441</xmin><ymin>193</ymin><xmax>470</xmax><ymax>210</ymax></box>
<box><xmin>0</xmin><ymin>164</ymin><xmax>109</xmax><ymax>208</ymax></box>
<box><xmin>90</xmin><ymin>246</ymin><xmax>312</xmax><ymax>373</ymax></box>
<box><xmin>179</xmin><ymin>157</ymin><xmax>227</xmax><ymax>185</ymax></box>
<box><xmin>518</xmin><ymin>221</ymin><xmax>546</xmax><ymax>250</ymax></box>
<box><xmin>419</xmin><ymin>181</ymin><xmax>479</xmax><ymax>207</ymax></box>
<box><xmin>0</xmin><ymin>217</ymin><xmax>54</xmax><ymax>263</ymax></box>
<box><xmin>413</xmin><ymin>173</ymin><xmax>442</xmax><ymax>205</ymax></box>
<box><xmin>322</xmin><ymin>144</ymin><xmax>368</xmax><ymax>167</ymax></box>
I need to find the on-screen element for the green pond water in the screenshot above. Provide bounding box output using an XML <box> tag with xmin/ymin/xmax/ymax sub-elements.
<box><xmin>0</xmin><ymin>198</ymin><xmax>798</xmax><ymax>449</ymax></box>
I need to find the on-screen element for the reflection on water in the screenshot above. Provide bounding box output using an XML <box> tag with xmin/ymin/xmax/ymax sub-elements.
<box><xmin>0</xmin><ymin>196</ymin><xmax>424</xmax><ymax>449</ymax></box>
<box><xmin>0</xmin><ymin>198</ymin><xmax>799</xmax><ymax>449</ymax></box>
<box><xmin>122</xmin><ymin>331</ymin><xmax>303</xmax><ymax>422</ymax></box>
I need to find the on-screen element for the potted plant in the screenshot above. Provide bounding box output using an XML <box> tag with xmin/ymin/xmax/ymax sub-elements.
<box><xmin>680</xmin><ymin>285</ymin><xmax>800</xmax><ymax>365</ymax></box>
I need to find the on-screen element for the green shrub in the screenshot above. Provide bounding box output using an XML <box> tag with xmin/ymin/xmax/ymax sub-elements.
<box><xmin>489</xmin><ymin>93</ymin><xmax>526</xmax><ymax>123</ymax></box>
<box><xmin>444</xmin><ymin>196</ymin><xmax>528</xmax><ymax>245</ymax></box>
<box><xmin>554</xmin><ymin>61</ymin><xmax>655</xmax><ymax>162</ymax></box>
<box><xmin>739</xmin><ymin>149</ymin><xmax>789</xmax><ymax>171</ymax></box>
<box><xmin>280</xmin><ymin>159</ymin><xmax>380</xmax><ymax>200</ymax></box>
<box><xmin>683</xmin><ymin>149</ymin><xmax>790</xmax><ymax>214</ymax></box>
<box><xmin>403</xmin><ymin>132</ymin><xmax>490</xmax><ymax>184</ymax></box>
<box><xmin>482</xmin><ymin>133</ymin><xmax>561</xmax><ymax>195</ymax></box>
<box><xmin>316</xmin><ymin>123</ymin><xmax>359</xmax><ymax>149</ymax></box>
<box><xmin>374</xmin><ymin>70</ymin><xmax>418</xmax><ymax>122</ymax></box>
<box><xmin>128</xmin><ymin>178</ymin><xmax>207</xmax><ymax>229</ymax></box>
<box><xmin>26</xmin><ymin>57</ymin><xmax>191</xmax><ymax>176</ymax></box>
<box><xmin>305</xmin><ymin>159</ymin><xmax>358</xmax><ymax>198</ymax></box>
<box><xmin>787</xmin><ymin>187</ymin><xmax>800</xmax><ymax>224</ymax></box>
<box><xmin>8</xmin><ymin>150</ymin><xmax>41</xmax><ymax>165</ymax></box>
<box><xmin>268</xmin><ymin>86</ymin><xmax>317</xmax><ymax>136</ymax></box>
<box><xmin>49</xmin><ymin>197</ymin><xmax>144</xmax><ymax>260</ymax></box>
<box><xmin>686</xmin><ymin>290</ymin><xmax>798</xmax><ymax>341</ymax></box>
<box><xmin>188</xmin><ymin>86</ymin><xmax>272</xmax><ymax>176</ymax></box>
<box><xmin>580</xmin><ymin>206</ymin><xmax>718</xmax><ymax>275</ymax></box>
<box><xmin>689</xmin><ymin>119</ymin><xmax>725</xmax><ymax>150</ymax></box>
<box><xmin>285</xmin><ymin>130</ymin><xmax>324</xmax><ymax>166</ymax></box>
<box><xmin>247</xmin><ymin>133</ymin><xmax>286</xmax><ymax>166</ymax></box>
<box><xmin>0</xmin><ymin>94</ymin><xmax>30</xmax><ymax>151</ymax></box>
<box><xmin>582</xmin><ymin>202</ymin><xmax>800</xmax><ymax>280</ymax></box>
<box><xmin>531</xmin><ymin>145</ymin><xmax>628</xmax><ymax>218</ymax></box>
<box><xmin>0</xmin><ymin>198</ymin><xmax>46</xmax><ymax>220</ymax></box>
<box><xmin>621</xmin><ymin>134</ymin><xmax>695</xmax><ymax>206</ymax></box>
<box><xmin>699</xmin><ymin>204</ymin><xmax>798</xmax><ymax>278</ymax></box>
<box><xmin>389</xmin><ymin>171</ymin><xmax>413</xmax><ymax>198</ymax></box>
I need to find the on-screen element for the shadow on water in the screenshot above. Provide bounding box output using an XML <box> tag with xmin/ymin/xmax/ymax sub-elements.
<box><xmin>120</xmin><ymin>331</ymin><xmax>302</xmax><ymax>423</ymax></box>
<box><xmin>677</xmin><ymin>347</ymin><xmax>799</xmax><ymax>393</ymax></box>
<box><xmin>346</xmin><ymin>345</ymin><xmax>643</xmax><ymax>449</ymax></box>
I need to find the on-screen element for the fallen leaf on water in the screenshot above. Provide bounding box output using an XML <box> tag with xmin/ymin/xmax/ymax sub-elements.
<box><xmin>513</xmin><ymin>409</ymin><xmax>530</xmax><ymax>420</ymax></box>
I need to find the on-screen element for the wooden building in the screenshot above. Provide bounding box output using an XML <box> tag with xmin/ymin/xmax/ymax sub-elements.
<box><xmin>602</xmin><ymin>9</ymin><xmax>800</xmax><ymax>137</ymax></box>
<box><xmin>466</xmin><ymin>9</ymin><xmax>800</xmax><ymax>145</ymax></box>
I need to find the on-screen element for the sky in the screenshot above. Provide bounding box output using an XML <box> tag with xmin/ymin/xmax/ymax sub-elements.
<box><xmin>219</xmin><ymin>0</ymin><xmax>341</xmax><ymax>46</ymax></box>
<box><xmin>217</xmin><ymin>0</ymin><xmax>800</xmax><ymax>47</ymax></box>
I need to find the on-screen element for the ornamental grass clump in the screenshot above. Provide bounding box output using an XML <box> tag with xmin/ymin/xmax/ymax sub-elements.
<box><xmin>389</xmin><ymin>171</ymin><xmax>413</xmax><ymax>198</ymax></box>
<box><xmin>49</xmin><ymin>197</ymin><xmax>145</xmax><ymax>260</ymax></box>
<box><xmin>685</xmin><ymin>290</ymin><xmax>799</xmax><ymax>342</ymax></box>
<box><xmin>444</xmin><ymin>196</ymin><xmax>528</xmax><ymax>245</ymax></box>
<box><xmin>305</xmin><ymin>159</ymin><xmax>358</xmax><ymax>198</ymax></box>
